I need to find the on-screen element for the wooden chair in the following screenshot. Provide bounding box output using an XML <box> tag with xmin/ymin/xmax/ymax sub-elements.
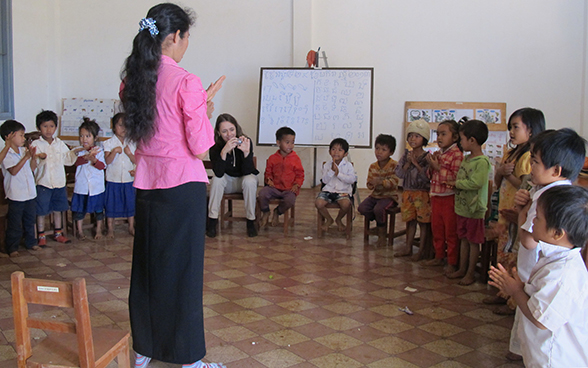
<box><xmin>219</xmin><ymin>157</ymin><xmax>257</xmax><ymax>230</ymax></box>
<box><xmin>316</xmin><ymin>166</ymin><xmax>357</xmax><ymax>240</ymax></box>
<box><xmin>256</xmin><ymin>198</ymin><xmax>295</xmax><ymax>236</ymax></box>
<box><xmin>317</xmin><ymin>202</ymin><xmax>353</xmax><ymax>240</ymax></box>
<box><xmin>11</xmin><ymin>271</ymin><xmax>130</xmax><ymax>368</ymax></box>
<box><xmin>362</xmin><ymin>204</ymin><xmax>406</xmax><ymax>246</ymax></box>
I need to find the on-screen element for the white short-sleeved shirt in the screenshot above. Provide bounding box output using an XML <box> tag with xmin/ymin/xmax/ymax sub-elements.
<box><xmin>1</xmin><ymin>147</ymin><xmax>36</xmax><ymax>201</ymax></box>
<box><xmin>74</xmin><ymin>148</ymin><xmax>105</xmax><ymax>196</ymax></box>
<box><xmin>321</xmin><ymin>158</ymin><xmax>357</xmax><ymax>195</ymax></box>
<box><xmin>517</xmin><ymin>179</ymin><xmax>571</xmax><ymax>282</ymax></box>
<box><xmin>519</xmin><ymin>241</ymin><xmax>588</xmax><ymax>368</ymax></box>
<box><xmin>31</xmin><ymin>137</ymin><xmax>77</xmax><ymax>188</ymax></box>
<box><xmin>103</xmin><ymin>136</ymin><xmax>136</xmax><ymax>183</ymax></box>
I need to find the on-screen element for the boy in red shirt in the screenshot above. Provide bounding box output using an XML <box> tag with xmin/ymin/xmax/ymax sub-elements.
<box><xmin>258</xmin><ymin>127</ymin><xmax>305</xmax><ymax>228</ymax></box>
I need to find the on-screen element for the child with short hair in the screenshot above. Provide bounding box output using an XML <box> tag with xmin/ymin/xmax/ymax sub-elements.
<box><xmin>31</xmin><ymin>110</ymin><xmax>79</xmax><ymax>246</ymax></box>
<box><xmin>71</xmin><ymin>118</ymin><xmax>106</xmax><ymax>240</ymax></box>
<box><xmin>315</xmin><ymin>138</ymin><xmax>357</xmax><ymax>232</ymax></box>
<box><xmin>423</xmin><ymin>120</ymin><xmax>464</xmax><ymax>273</ymax></box>
<box><xmin>505</xmin><ymin>128</ymin><xmax>586</xmax><ymax>359</ymax></box>
<box><xmin>489</xmin><ymin>185</ymin><xmax>588</xmax><ymax>368</ymax></box>
<box><xmin>446</xmin><ymin>119</ymin><xmax>491</xmax><ymax>285</ymax></box>
<box><xmin>103</xmin><ymin>113</ymin><xmax>136</xmax><ymax>238</ymax></box>
<box><xmin>395</xmin><ymin>119</ymin><xmax>432</xmax><ymax>260</ymax></box>
<box><xmin>0</xmin><ymin>120</ymin><xmax>38</xmax><ymax>256</ymax></box>
<box><xmin>258</xmin><ymin>126</ymin><xmax>304</xmax><ymax>228</ymax></box>
<box><xmin>358</xmin><ymin>134</ymin><xmax>399</xmax><ymax>246</ymax></box>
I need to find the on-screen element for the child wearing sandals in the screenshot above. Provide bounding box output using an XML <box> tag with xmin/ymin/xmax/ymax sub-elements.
<box><xmin>71</xmin><ymin>118</ymin><xmax>106</xmax><ymax>240</ymax></box>
<box><xmin>103</xmin><ymin>113</ymin><xmax>136</xmax><ymax>238</ymax></box>
<box><xmin>31</xmin><ymin>110</ymin><xmax>80</xmax><ymax>246</ymax></box>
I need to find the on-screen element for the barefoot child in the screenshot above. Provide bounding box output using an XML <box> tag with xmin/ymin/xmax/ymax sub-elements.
<box><xmin>423</xmin><ymin>120</ymin><xmax>463</xmax><ymax>273</ymax></box>
<box><xmin>315</xmin><ymin>138</ymin><xmax>357</xmax><ymax>232</ymax></box>
<box><xmin>1</xmin><ymin>120</ymin><xmax>38</xmax><ymax>257</ymax></box>
<box><xmin>446</xmin><ymin>120</ymin><xmax>491</xmax><ymax>285</ymax></box>
<box><xmin>31</xmin><ymin>110</ymin><xmax>80</xmax><ymax>246</ymax></box>
<box><xmin>395</xmin><ymin>119</ymin><xmax>431</xmax><ymax>260</ymax></box>
<box><xmin>104</xmin><ymin>113</ymin><xmax>136</xmax><ymax>238</ymax></box>
<box><xmin>258</xmin><ymin>126</ymin><xmax>304</xmax><ymax>228</ymax></box>
<box><xmin>71</xmin><ymin>118</ymin><xmax>106</xmax><ymax>240</ymax></box>
<box><xmin>358</xmin><ymin>134</ymin><xmax>399</xmax><ymax>246</ymax></box>
<box><xmin>489</xmin><ymin>185</ymin><xmax>588</xmax><ymax>368</ymax></box>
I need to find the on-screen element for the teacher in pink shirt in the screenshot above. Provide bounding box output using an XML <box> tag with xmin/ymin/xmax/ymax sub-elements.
<box><xmin>120</xmin><ymin>4</ymin><xmax>225</xmax><ymax>368</ymax></box>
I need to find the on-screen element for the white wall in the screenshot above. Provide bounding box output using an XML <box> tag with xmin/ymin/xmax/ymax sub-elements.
<box><xmin>310</xmin><ymin>0</ymin><xmax>587</xmax><ymax>186</ymax></box>
<box><xmin>9</xmin><ymin>1</ymin><xmax>588</xmax><ymax>187</ymax></box>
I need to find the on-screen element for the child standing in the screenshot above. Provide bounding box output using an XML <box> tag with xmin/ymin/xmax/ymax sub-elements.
<box><xmin>395</xmin><ymin>119</ymin><xmax>432</xmax><ymax>260</ymax></box>
<box><xmin>315</xmin><ymin>138</ymin><xmax>357</xmax><ymax>232</ymax></box>
<box><xmin>1</xmin><ymin>120</ymin><xmax>38</xmax><ymax>256</ymax></box>
<box><xmin>485</xmin><ymin>108</ymin><xmax>545</xmax><ymax>313</ymax></box>
<box><xmin>489</xmin><ymin>185</ymin><xmax>588</xmax><ymax>368</ymax></box>
<box><xmin>258</xmin><ymin>127</ymin><xmax>304</xmax><ymax>228</ymax></box>
<box><xmin>103</xmin><ymin>113</ymin><xmax>136</xmax><ymax>238</ymax></box>
<box><xmin>423</xmin><ymin>120</ymin><xmax>464</xmax><ymax>273</ymax></box>
<box><xmin>446</xmin><ymin>120</ymin><xmax>491</xmax><ymax>285</ymax></box>
<box><xmin>71</xmin><ymin>118</ymin><xmax>106</xmax><ymax>240</ymax></box>
<box><xmin>506</xmin><ymin>128</ymin><xmax>586</xmax><ymax>360</ymax></box>
<box><xmin>358</xmin><ymin>134</ymin><xmax>399</xmax><ymax>246</ymax></box>
<box><xmin>31</xmin><ymin>110</ymin><xmax>79</xmax><ymax>246</ymax></box>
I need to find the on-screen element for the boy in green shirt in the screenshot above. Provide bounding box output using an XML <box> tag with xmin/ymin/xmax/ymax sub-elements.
<box><xmin>446</xmin><ymin>119</ymin><xmax>491</xmax><ymax>285</ymax></box>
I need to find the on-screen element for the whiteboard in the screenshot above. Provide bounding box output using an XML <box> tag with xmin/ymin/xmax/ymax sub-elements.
<box><xmin>257</xmin><ymin>68</ymin><xmax>373</xmax><ymax>147</ymax></box>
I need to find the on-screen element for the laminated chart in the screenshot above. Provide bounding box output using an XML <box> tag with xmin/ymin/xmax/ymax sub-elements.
<box><xmin>60</xmin><ymin>98</ymin><xmax>119</xmax><ymax>138</ymax></box>
<box><xmin>257</xmin><ymin>68</ymin><xmax>373</xmax><ymax>147</ymax></box>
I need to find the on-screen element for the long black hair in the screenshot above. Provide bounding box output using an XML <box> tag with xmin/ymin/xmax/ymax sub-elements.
<box><xmin>121</xmin><ymin>3</ymin><xmax>194</xmax><ymax>145</ymax></box>
<box><xmin>505</xmin><ymin>107</ymin><xmax>545</xmax><ymax>163</ymax></box>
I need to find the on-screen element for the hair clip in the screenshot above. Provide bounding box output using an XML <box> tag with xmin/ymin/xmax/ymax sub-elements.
<box><xmin>139</xmin><ymin>18</ymin><xmax>159</xmax><ymax>37</ymax></box>
<box><xmin>457</xmin><ymin>116</ymin><xmax>469</xmax><ymax>125</ymax></box>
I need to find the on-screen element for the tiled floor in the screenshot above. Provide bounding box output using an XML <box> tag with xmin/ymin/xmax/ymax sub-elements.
<box><xmin>0</xmin><ymin>188</ymin><xmax>524</xmax><ymax>368</ymax></box>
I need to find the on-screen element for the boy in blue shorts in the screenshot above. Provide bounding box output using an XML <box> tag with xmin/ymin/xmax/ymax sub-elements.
<box><xmin>315</xmin><ymin>138</ymin><xmax>357</xmax><ymax>232</ymax></box>
<box><xmin>31</xmin><ymin>110</ymin><xmax>79</xmax><ymax>245</ymax></box>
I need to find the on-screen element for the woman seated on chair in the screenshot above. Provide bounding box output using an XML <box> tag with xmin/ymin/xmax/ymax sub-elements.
<box><xmin>207</xmin><ymin>113</ymin><xmax>259</xmax><ymax>238</ymax></box>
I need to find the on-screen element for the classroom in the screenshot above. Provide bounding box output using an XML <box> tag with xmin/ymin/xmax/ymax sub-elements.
<box><xmin>1</xmin><ymin>1</ymin><xmax>587</xmax><ymax>367</ymax></box>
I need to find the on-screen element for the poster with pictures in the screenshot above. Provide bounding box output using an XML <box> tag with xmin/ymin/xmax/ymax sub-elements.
<box><xmin>432</xmin><ymin>109</ymin><xmax>474</xmax><ymax>122</ymax></box>
<box><xmin>61</xmin><ymin>98</ymin><xmax>120</xmax><ymax>138</ymax></box>
<box><xmin>407</xmin><ymin>109</ymin><xmax>432</xmax><ymax>122</ymax></box>
<box><xmin>476</xmin><ymin>109</ymin><xmax>501</xmax><ymax>124</ymax></box>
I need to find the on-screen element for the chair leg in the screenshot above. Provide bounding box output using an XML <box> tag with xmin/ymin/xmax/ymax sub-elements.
<box><xmin>364</xmin><ymin>217</ymin><xmax>370</xmax><ymax>243</ymax></box>
<box><xmin>317</xmin><ymin>210</ymin><xmax>323</xmax><ymax>238</ymax></box>
<box><xmin>346</xmin><ymin>207</ymin><xmax>352</xmax><ymax>240</ymax></box>
<box><xmin>387</xmin><ymin>211</ymin><xmax>396</xmax><ymax>247</ymax></box>
<box><xmin>117</xmin><ymin>340</ymin><xmax>131</xmax><ymax>368</ymax></box>
<box><xmin>283</xmin><ymin>208</ymin><xmax>289</xmax><ymax>236</ymax></box>
<box><xmin>220</xmin><ymin>197</ymin><xmax>226</xmax><ymax>230</ymax></box>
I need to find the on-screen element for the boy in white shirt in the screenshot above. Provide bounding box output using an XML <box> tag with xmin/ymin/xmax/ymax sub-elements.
<box><xmin>315</xmin><ymin>138</ymin><xmax>357</xmax><ymax>232</ymax></box>
<box><xmin>31</xmin><ymin>110</ymin><xmax>79</xmax><ymax>245</ymax></box>
<box><xmin>1</xmin><ymin>120</ymin><xmax>38</xmax><ymax>257</ymax></box>
<box><xmin>489</xmin><ymin>185</ymin><xmax>588</xmax><ymax>368</ymax></box>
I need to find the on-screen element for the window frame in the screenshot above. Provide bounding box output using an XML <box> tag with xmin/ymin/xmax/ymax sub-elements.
<box><xmin>0</xmin><ymin>0</ymin><xmax>14</xmax><ymax>120</ymax></box>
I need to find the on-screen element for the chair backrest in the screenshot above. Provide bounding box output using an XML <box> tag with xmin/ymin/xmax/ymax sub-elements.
<box><xmin>11</xmin><ymin>271</ymin><xmax>96</xmax><ymax>368</ymax></box>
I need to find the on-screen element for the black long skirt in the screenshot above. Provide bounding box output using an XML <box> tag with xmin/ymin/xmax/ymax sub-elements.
<box><xmin>129</xmin><ymin>182</ymin><xmax>207</xmax><ymax>364</ymax></box>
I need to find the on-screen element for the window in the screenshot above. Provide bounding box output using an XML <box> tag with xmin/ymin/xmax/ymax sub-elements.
<box><xmin>0</xmin><ymin>0</ymin><xmax>14</xmax><ymax>120</ymax></box>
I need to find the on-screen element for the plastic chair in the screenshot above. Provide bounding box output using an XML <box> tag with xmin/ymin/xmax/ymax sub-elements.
<box><xmin>11</xmin><ymin>271</ymin><xmax>130</xmax><ymax>368</ymax></box>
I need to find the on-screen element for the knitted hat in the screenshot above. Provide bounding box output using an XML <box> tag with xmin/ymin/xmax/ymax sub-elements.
<box><xmin>406</xmin><ymin>119</ymin><xmax>430</xmax><ymax>141</ymax></box>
